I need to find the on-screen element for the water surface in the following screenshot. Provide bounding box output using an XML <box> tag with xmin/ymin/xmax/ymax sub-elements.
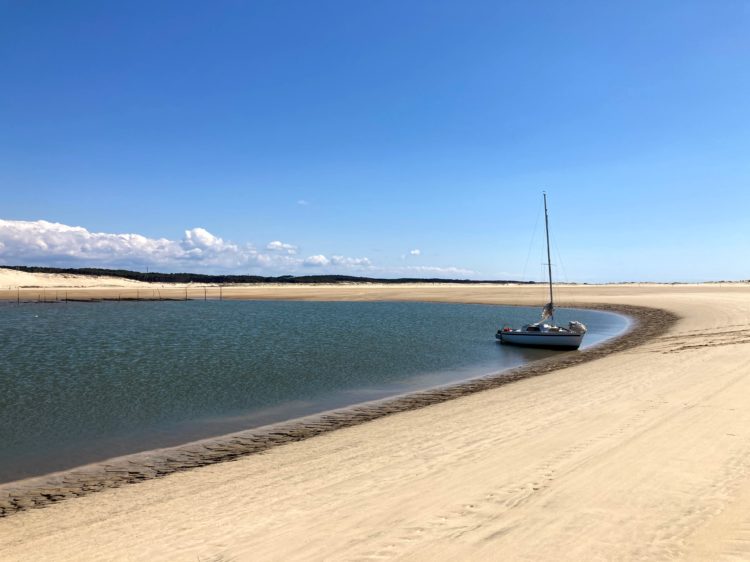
<box><xmin>0</xmin><ymin>300</ymin><xmax>628</xmax><ymax>482</ymax></box>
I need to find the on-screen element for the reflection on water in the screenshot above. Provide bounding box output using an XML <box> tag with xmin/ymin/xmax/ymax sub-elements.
<box><xmin>0</xmin><ymin>300</ymin><xmax>628</xmax><ymax>482</ymax></box>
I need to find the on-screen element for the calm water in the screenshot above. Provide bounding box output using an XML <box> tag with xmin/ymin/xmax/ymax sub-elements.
<box><xmin>0</xmin><ymin>300</ymin><xmax>628</xmax><ymax>482</ymax></box>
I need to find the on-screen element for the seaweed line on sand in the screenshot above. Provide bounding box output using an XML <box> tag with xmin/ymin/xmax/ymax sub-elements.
<box><xmin>0</xmin><ymin>303</ymin><xmax>678</xmax><ymax>518</ymax></box>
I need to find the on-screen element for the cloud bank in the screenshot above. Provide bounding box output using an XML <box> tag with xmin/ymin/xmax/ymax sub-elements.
<box><xmin>0</xmin><ymin>219</ymin><xmax>473</xmax><ymax>277</ymax></box>
<box><xmin>266</xmin><ymin>240</ymin><xmax>298</xmax><ymax>254</ymax></box>
<box><xmin>302</xmin><ymin>255</ymin><xmax>372</xmax><ymax>268</ymax></box>
<box><xmin>0</xmin><ymin>220</ymin><xmax>264</xmax><ymax>270</ymax></box>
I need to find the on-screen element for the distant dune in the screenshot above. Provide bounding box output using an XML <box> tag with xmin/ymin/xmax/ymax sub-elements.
<box><xmin>0</xmin><ymin>267</ymin><xmax>149</xmax><ymax>289</ymax></box>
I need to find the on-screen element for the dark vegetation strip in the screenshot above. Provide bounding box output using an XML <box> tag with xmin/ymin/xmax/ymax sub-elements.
<box><xmin>4</xmin><ymin>265</ymin><xmax>534</xmax><ymax>285</ymax></box>
<box><xmin>0</xmin><ymin>304</ymin><xmax>677</xmax><ymax>518</ymax></box>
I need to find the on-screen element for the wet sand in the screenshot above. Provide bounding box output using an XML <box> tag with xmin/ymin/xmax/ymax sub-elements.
<box><xmin>1</xmin><ymin>279</ymin><xmax>749</xmax><ymax>560</ymax></box>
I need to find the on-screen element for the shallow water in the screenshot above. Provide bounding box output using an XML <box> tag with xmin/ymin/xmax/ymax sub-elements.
<box><xmin>0</xmin><ymin>300</ymin><xmax>628</xmax><ymax>482</ymax></box>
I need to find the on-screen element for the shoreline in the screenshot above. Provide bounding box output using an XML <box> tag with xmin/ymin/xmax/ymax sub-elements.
<box><xmin>0</xmin><ymin>301</ymin><xmax>627</xmax><ymax>484</ymax></box>
<box><xmin>0</xmin><ymin>302</ymin><xmax>676</xmax><ymax>518</ymax></box>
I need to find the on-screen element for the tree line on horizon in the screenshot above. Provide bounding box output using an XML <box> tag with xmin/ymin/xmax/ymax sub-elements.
<box><xmin>5</xmin><ymin>265</ymin><xmax>534</xmax><ymax>285</ymax></box>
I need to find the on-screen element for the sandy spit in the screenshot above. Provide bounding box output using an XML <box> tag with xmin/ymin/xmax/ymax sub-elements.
<box><xmin>1</xmin><ymin>281</ymin><xmax>749</xmax><ymax>561</ymax></box>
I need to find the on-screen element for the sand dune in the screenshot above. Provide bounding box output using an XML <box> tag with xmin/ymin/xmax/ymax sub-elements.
<box><xmin>1</xmin><ymin>281</ymin><xmax>749</xmax><ymax>560</ymax></box>
<box><xmin>0</xmin><ymin>267</ymin><xmax>148</xmax><ymax>289</ymax></box>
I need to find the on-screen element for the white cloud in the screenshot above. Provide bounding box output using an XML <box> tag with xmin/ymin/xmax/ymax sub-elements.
<box><xmin>409</xmin><ymin>249</ymin><xmax>421</xmax><ymax>256</ymax></box>
<box><xmin>405</xmin><ymin>265</ymin><xmax>474</xmax><ymax>276</ymax></box>
<box><xmin>0</xmin><ymin>219</ymin><xmax>473</xmax><ymax>278</ymax></box>
<box><xmin>0</xmin><ymin>219</ymin><xmax>271</xmax><ymax>271</ymax></box>
<box><xmin>303</xmin><ymin>254</ymin><xmax>330</xmax><ymax>267</ymax></box>
<box><xmin>183</xmin><ymin>227</ymin><xmax>226</xmax><ymax>250</ymax></box>
<box><xmin>303</xmin><ymin>255</ymin><xmax>372</xmax><ymax>268</ymax></box>
<box><xmin>0</xmin><ymin>219</ymin><xmax>178</xmax><ymax>263</ymax></box>
<box><xmin>377</xmin><ymin>265</ymin><xmax>476</xmax><ymax>278</ymax></box>
<box><xmin>330</xmin><ymin>255</ymin><xmax>371</xmax><ymax>267</ymax></box>
<box><xmin>266</xmin><ymin>240</ymin><xmax>298</xmax><ymax>254</ymax></box>
<box><xmin>297</xmin><ymin>199</ymin><xmax>309</xmax><ymax>206</ymax></box>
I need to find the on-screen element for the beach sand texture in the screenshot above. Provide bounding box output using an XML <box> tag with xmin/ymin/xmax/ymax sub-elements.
<box><xmin>1</xmin><ymin>279</ymin><xmax>749</xmax><ymax>560</ymax></box>
<box><xmin>0</xmin><ymin>268</ymin><xmax>150</xmax><ymax>289</ymax></box>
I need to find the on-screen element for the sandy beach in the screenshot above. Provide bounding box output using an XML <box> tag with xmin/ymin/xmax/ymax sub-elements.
<box><xmin>1</xmin><ymin>272</ymin><xmax>749</xmax><ymax>560</ymax></box>
<box><xmin>0</xmin><ymin>268</ymin><xmax>150</xmax><ymax>290</ymax></box>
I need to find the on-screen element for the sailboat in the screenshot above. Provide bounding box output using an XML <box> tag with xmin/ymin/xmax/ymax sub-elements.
<box><xmin>496</xmin><ymin>193</ymin><xmax>587</xmax><ymax>350</ymax></box>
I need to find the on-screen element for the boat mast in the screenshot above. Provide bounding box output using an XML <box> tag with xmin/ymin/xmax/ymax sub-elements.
<box><xmin>543</xmin><ymin>192</ymin><xmax>554</xmax><ymax>314</ymax></box>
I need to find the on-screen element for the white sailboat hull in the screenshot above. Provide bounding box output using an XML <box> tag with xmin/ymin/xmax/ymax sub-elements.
<box><xmin>497</xmin><ymin>331</ymin><xmax>584</xmax><ymax>350</ymax></box>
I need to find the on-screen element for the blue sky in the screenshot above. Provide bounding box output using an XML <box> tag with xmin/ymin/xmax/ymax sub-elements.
<box><xmin>1</xmin><ymin>1</ymin><xmax>748</xmax><ymax>281</ymax></box>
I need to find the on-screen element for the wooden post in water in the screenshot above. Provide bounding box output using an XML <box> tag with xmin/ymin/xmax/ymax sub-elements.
<box><xmin>204</xmin><ymin>287</ymin><xmax>207</xmax><ymax>301</ymax></box>
<box><xmin>17</xmin><ymin>288</ymin><xmax>20</xmax><ymax>304</ymax></box>
<box><xmin>185</xmin><ymin>287</ymin><xmax>188</xmax><ymax>301</ymax></box>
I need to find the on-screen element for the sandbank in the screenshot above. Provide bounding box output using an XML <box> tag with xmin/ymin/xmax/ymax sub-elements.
<box><xmin>1</xmin><ymin>277</ymin><xmax>749</xmax><ymax>560</ymax></box>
